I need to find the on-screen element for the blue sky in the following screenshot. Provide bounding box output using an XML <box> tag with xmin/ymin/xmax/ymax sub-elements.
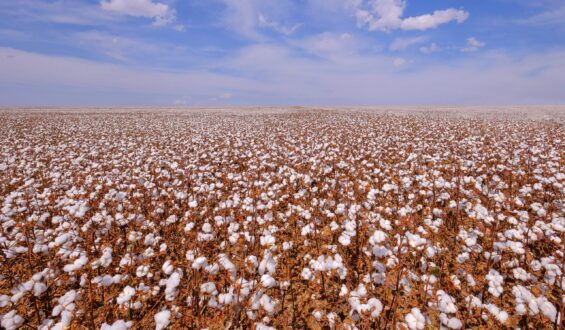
<box><xmin>0</xmin><ymin>0</ymin><xmax>564</xmax><ymax>106</ymax></box>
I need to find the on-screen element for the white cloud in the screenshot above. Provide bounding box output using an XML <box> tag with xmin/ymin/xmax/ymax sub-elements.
<box><xmin>354</xmin><ymin>0</ymin><xmax>468</xmax><ymax>32</ymax></box>
<box><xmin>400</xmin><ymin>9</ymin><xmax>469</xmax><ymax>31</ymax></box>
<box><xmin>100</xmin><ymin>0</ymin><xmax>176</xmax><ymax>26</ymax></box>
<box><xmin>419</xmin><ymin>42</ymin><xmax>439</xmax><ymax>54</ymax></box>
<box><xmin>461</xmin><ymin>37</ymin><xmax>486</xmax><ymax>52</ymax></box>
<box><xmin>389</xmin><ymin>36</ymin><xmax>428</xmax><ymax>51</ymax></box>
<box><xmin>258</xmin><ymin>13</ymin><xmax>300</xmax><ymax>36</ymax></box>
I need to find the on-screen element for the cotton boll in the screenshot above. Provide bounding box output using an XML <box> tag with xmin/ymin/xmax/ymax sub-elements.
<box><xmin>192</xmin><ymin>257</ymin><xmax>208</xmax><ymax>270</ymax></box>
<box><xmin>439</xmin><ymin>313</ymin><xmax>462</xmax><ymax>329</ymax></box>
<box><xmin>338</xmin><ymin>232</ymin><xmax>352</xmax><ymax>246</ymax></box>
<box><xmin>261</xmin><ymin>274</ymin><xmax>277</xmax><ymax>288</ymax></box>
<box><xmin>205</xmin><ymin>263</ymin><xmax>219</xmax><ymax>275</ymax></box>
<box><xmin>258</xmin><ymin>251</ymin><xmax>276</xmax><ymax>275</ymax></box>
<box><xmin>183</xmin><ymin>222</ymin><xmax>195</xmax><ymax>233</ymax></box>
<box><xmin>486</xmin><ymin>269</ymin><xmax>504</xmax><ymax>297</ymax></box>
<box><xmin>0</xmin><ymin>310</ymin><xmax>24</xmax><ymax>330</ymax></box>
<box><xmin>339</xmin><ymin>285</ymin><xmax>349</xmax><ymax>297</ymax></box>
<box><xmin>437</xmin><ymin>290</ymin><xmax>458</xmax><ymax>314</ymax></box>
<box><xmin>154</xmin><ymin>309</ymin><xmax>171</xmax><ymax>330</ymax></box>
<box><xmin>63</xmin><ymin>255</ymin><xmax>88</xmax><ymax>273</ymax></box>
<box><xmin>200</xmin><ymin>282</ymin><xmax>218</xmax><ymax>295</ymax></box>
<box><xmin>136</xmin><ymin>265</ymin><xmax>149</xmax><ymax>278</ymax></box>
<box><xmin>218</xmin><ymin>254</ymin><xmax>237</xmax><ymax>279</ymax></box>
<box><xmin>165</xmin><ymin>272</ymin><xmax>182</xmax><ymax>301</ymax></box>
<box><xmin>255</xmin><ymin>322</ymin><xmax>275</xmax><ymax>330</ymax></box>
<box><xmin>116</xmin><ymin>286</ymin><xmax>136</xmax><ymax>305</ymax></box>
<box><xmin>405</xmin><ymin>308</ymin><xmax>426</xmax><ymax>330</ymax></box>
<box><xmin>425</xmin><ymin>246</ymin><xmax>436</xmax><ymax>258</ymax></box>
<box><xmin>369</xmin><ymin>230</ymin><xmax>387</xmax><ymax>245</ymax></box>
<box><xmin>485</xmin><ymin>303</ymin><xmax>508</xmax><ymax>324</ymax></box>
<box><xmin>301</xmin><ymin>267</ymin><xmax>313</xmax><ymax>281</ymax></box>
<box><xmin>259</xmin><ymin>294</ymin><xmax>277</xmax><ymax>314</ymax></box>
<box><xmin>0</xmin><ymin>295</ymin><xmax>9</xmax><ymax>308</ymax></box>
<box><xmin>537</xmin><ymin>297</ymin><xmax>557</xmax><ymax>322</ymax></box>
<box><xmin>33</xmin><ymin>282</ymin><xmax>47</xmax><ymax>296</ymax></box>
<box><xmin>218</xmin><ymin>290</ymin><xmax>234</xmax><ymax>305</ymax></box>
<box><xmin>367</xmin><ymin>298</ymin><xmax>382</xmax><ymax>318</ymax></box>
<box><xmin>92</xmin><ymin>247</ymin><xmax>113</xmax><ymax>269</ymax></box>
<box><xmin>162</xmin><ymin>260</ymin><xmax>174</xmax><ymax>275</ymax></box>
<box><xmin>101</xmin><ymin>320</ymin><xmax>133</xmax><ymax>330</ymax></box>
<box><xmin>165</xmin><ymin>215</ymin><xmax>177</xmax><ymax>224</ymax></box>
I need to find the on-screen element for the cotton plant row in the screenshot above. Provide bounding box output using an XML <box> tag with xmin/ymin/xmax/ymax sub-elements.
<box><xmin>0</xmin><ymin>110</ymin><xmax>563</xmax><ymax>329</ymax></box>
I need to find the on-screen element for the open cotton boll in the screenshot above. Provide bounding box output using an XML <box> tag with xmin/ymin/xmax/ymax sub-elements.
<box><xmin>367</xmin><ymin>298</ymin><xmax>383</xmax><ymax>318</ymax></box>
<box><xmin>486</xmin><ymin>269</ymin><xmax>504</xmax><ymax>297</ymax></box>
<box><xmin>0</xmin><ymin>295</ymin><xmax>9</xmax><ymax>308</ymax></box>
<box><xmin>537</xmin><ymin>297</ymin><xmax>557</xmax><ymax>322</ymax></box>
<box><xmin>200</xmin><ymin>282</ymin><xmax>218</xmax><ymax>295</ymax></box>
<box><xmin>259</xmin><ymin>294</ymin><xmax>277</xmax><ymax>314</ymax></box>
<box><xmin>192</xmin><ymin>257</ymin><xmax>208</xmax><ymax>270</ymax></box>
<box><xmin>218</xmin><ymin>254</ymin><xmax>237</xmax><ymax>279</ymax></box>
<box><xmin>405</xmin><ymin>308</ymin><xmax>426</xmax><ymax>330</ymax></box>
<box><xmin>33</xmin><ymin>282</ymin><xmax>48</xmax><ymax>296</ymax></box>
<box><xmin>165</xmin><ymin>272</ymin><xmax>182</xmax><ymax>301</ymax></box>
<box><xmin>63</xmin><ymin>255</ymin><xmax>88</xmax><ymax>273</ymax></box>
<box><xmin>485</xmin><ymin>304</ymin><xmax>508</xmax><ymax>324</ymax></box>
<box><xmin>439</xmin><ymin>313</ymin><xmax>462</xmax><ymax>329</ymax></box>
<box><xmin>161</xmin><ymin>260</ymin><xmax>174</xmax><ymax>275</ymax></box>
<box><xmin>184</xmin><ymin>222</ymin><xmax>195</xmax><ymax>233</ymax></box>
<box><xmin>116</xmin><ymin>286</ymin><xmax>136</xmax><ymax>305</ymax></box>
<box><xmin>92</xmin><ymin>247</ymin><xmax>112</xmax><ymax>269</ymax></box>
<box><xmin>0</xmin><ymin>310</ymin><xmax>24</xmax><ymax>330</ymax></box>
<box><xmin>154</xmin><ymin>309</ymin><xmax>170</xmax><ymax>330</ymax></box>
<box><xmin>261</xmin><ymin>274</ymin><xmax>277</xmax><ymax>288</ymax></box>
<box><xmin>255</xmin><ymin>323</ymin><xmax>275</xmax><ymax>330</ymax></box>
<box><xmin>101</xmin><ymin>320</ymin><xmax>133</xmax><ymax>330</ymax></box>
<box><xmin>136</xmin><ymin>265</ymin><xmax>150</xmax><ymax>278</ymax></box>
<box><xmin>437</xmin><ymin>290</ymin><xmax>458</xmax><ymax>314</ymax></box>
<box><xmin>92</xmin><ymin>274</ymin><xmax>123</xmax><ymax>287</ymax></box>
<box><xmin>165</xmin><ymin>215</ymin><xmax>177</xmax><ymax>224</ymax></box>
<box><xmin>258</xmin><ymin>251</ymin><xmax>276</xmax><ymax>275</ymax></box>
<box><xmin>301</xmin><ymin>267</ymin><xmax>313</xmax><ymax>281</ymax></box>
<box><xmin>369</xmin><ymin>230</ymin><xmax>387</xmax><ymax>245</ymax></box>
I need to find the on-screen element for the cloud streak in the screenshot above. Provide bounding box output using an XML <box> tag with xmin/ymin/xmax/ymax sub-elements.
<box><xmin>2</xmin><ymin>45</ymin><xmax>564</xmax><ymax>106</ymax></box>
<box><xmin>100</xmin><ymin>0</ymin><xmax>179</xmax><ymax>27</ymax></box>
<box><xmin>354</xmin><ymin>0</ymin><xmax>468</xmax><ymax>32</ymax></box>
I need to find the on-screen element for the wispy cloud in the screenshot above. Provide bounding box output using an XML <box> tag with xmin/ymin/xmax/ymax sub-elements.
<box><xmin>419</xmin><ymin>42</ymin><xmax>439</xmax><ymax>54</ymax></box>
<box><xmin>3</xmin><ymin>44</ymin><xmax>565</xmax><ymax>105</ymax></box>
<box><xmin>389</xmin><ymin>36</ymin><xmax>428</xmax><ymax>51</ymax></box>
<box><xmin>518</xmin><ymin>5</ymin><xmax>565</xmax><ymax>27</ymax></box>
<box><xmin>258</xmin><ymin>13</ymin><xmax>300</xmax><ymax>36</ymax></box>
<box><xmin>461</xmin><ymin>37</ymin><xmax>485</xmax><ymax>52</ymax></box>
<box><xmin>353</xmin><ymin>0</ymin><xmax>468</xmax><ymax>32</ymax></box>
<box><xmin>0</xmin><ymin>0</ymin><xmax>115</xmax><ymax>26</ymax></box>
<box><xmin>100</xmin><ymin>0</ymin><xmax>181</xmax><ymax>28</ymax></box>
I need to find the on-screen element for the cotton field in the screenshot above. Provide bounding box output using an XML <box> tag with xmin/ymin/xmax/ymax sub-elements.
<box><xmin>0</xmin><ymin>108</ymin><xmax>563</xmax><ymax>329</ymax></box>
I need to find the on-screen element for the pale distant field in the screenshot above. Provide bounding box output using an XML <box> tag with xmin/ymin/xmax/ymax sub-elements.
<box><xmin>0</xmin><ymin>107</ymin><xmax>563</xmax><ymax>329</ymax></box>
